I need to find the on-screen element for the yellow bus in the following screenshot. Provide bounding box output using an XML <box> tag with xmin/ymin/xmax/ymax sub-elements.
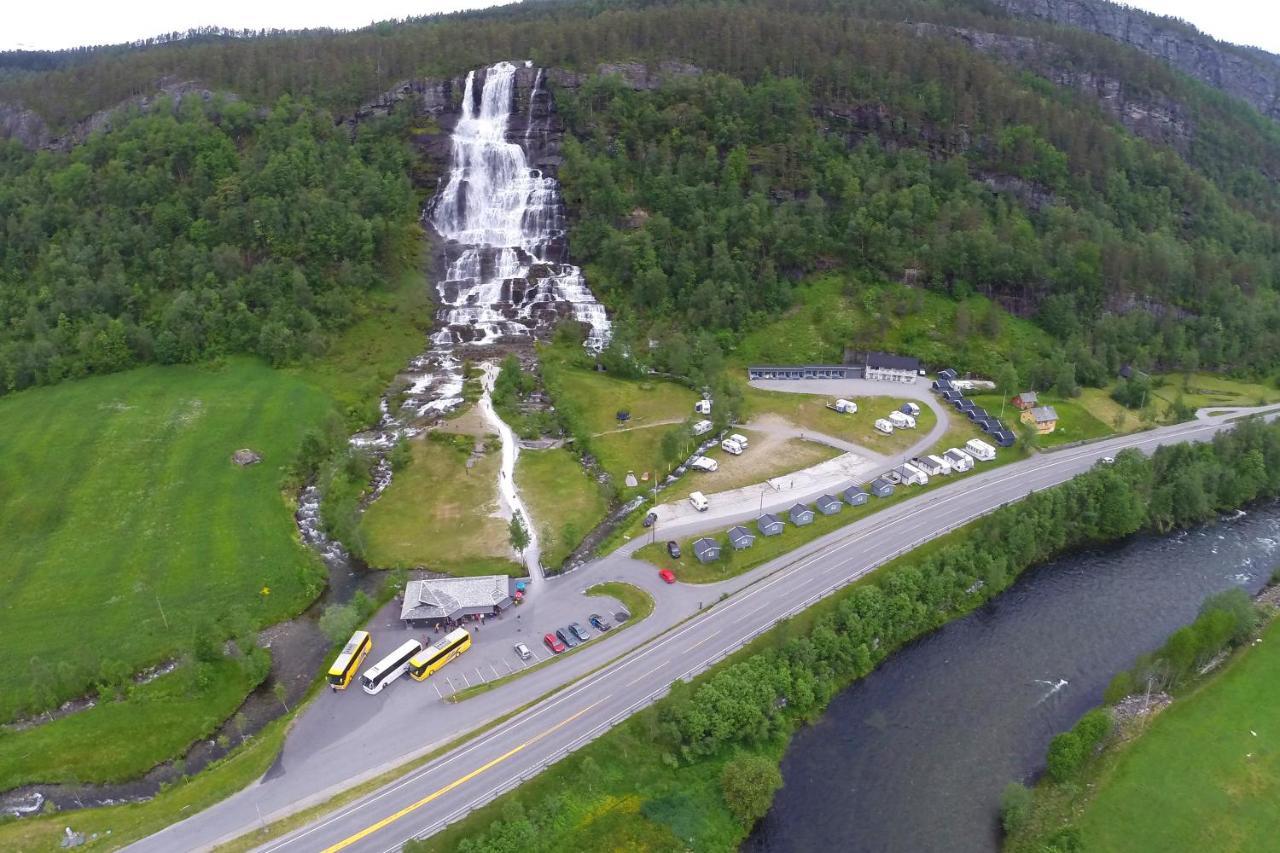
<box><xmin>409</xmin><ymin>628</ymin><xmax>472</xmax><ymax>680</ymax></box>
<box><xmin>326</xmin><ymin>630</ymin><xmax>372</xmax><ymax>690</ymax></box>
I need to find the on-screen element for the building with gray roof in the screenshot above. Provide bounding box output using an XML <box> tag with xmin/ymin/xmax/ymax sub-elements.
<box><xmin>400</xmin><ymin>575</ymin><xmax>513</xmax><ymax>624</ymax></box>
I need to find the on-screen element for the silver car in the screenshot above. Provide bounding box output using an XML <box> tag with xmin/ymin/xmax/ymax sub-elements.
<box><xmin>514</xmin><ymin>642</ymin><xmax>532</xmax><ymax>661</ymax></box>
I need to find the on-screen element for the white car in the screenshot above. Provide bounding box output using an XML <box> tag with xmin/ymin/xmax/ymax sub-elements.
<box><xmin>1100</xmin><ymin>455</ymin><xmax>1116</xmax><ymax>465</ymax></box>
<box><xmin>514</xmin><ymin>643</ymin><xmax>532</xmax><ymax>661</ymax></box>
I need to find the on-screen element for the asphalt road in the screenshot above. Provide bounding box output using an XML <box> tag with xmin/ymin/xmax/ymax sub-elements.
<box><xmin>126</xmin><ymin>406</ymin><xmax>1276</xmax><ymax>853</ymax></box>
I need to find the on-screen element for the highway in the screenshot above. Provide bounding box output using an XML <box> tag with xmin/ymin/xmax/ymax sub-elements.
<box><xmin>126</xmin><ymin>406</ymin><xmax>1276</xmax><ymax>853</ymax></box>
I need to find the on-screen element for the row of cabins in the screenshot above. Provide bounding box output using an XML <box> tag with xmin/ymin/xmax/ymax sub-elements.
<box><xmin>689</xmin><ymin>484</ymin><xmax>892</xmax><ymax>563</ymax></box>
<box><xmin>747</xmin><ymin>351</ymin><xmax>923</xmax><ymax>384</ymax></box>
<box><xmin>933</xmin><ymin>369</ymin><xmax>1016</xmax><ymax>447</ymax></box>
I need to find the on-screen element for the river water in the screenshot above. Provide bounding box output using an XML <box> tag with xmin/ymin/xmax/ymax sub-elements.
<box><xmin>744</xmin><ymin>502</ymin><xmax>1280</xmax><ymax>853</ymax></box>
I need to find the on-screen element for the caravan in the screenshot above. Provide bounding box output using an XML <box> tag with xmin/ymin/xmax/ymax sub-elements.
<box><xmin>888</xmin><ymin>411</ymin><xmax>916</xmax><ymax>429</ymax></box>
<box><xmin>965</xmin><ymin>438</ymin><xmax>996</xmax><ymax>461</ymax></box>
<box><xmin>729</xmin><ymin>433</ymin><xmax>749</xmax><ymax>449</ymax></box>
<box><xmin>689</xmin><ymin>455</ymin><xmax>719</xmax><ymax>472</ymax></box>
<box><xmin>833</xmin><ymin>398</ymin><xmax>858</xmax><ymax>414</ymax></box>
<box><xmin>694</xmin><ymin>399</ymin><xmax>712</xmax><ymax>415</ymax></box>
<box><xmin>721</xmin><ymin>438</ymin><xmax>744</xmax><ymax>455</ymax></box>
<box><xmin>692</xmin><ymin>419</ymin><xmax>713</xmax><ymax>436</ymax></box>
<box><xmin>874</xmin><ymin>418</ymin><xmax>894</xmax><ymax>435</ymax></box>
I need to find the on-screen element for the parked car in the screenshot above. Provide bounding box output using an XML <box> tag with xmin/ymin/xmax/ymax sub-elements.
<box><xmin>569</xmin><ymin>622</ymin><xmax>591</xmax><ymax>642</ymax></box>
<box><xmin>666</xmin><ymin>540</ymin><xmax>682</xmax><ymax>559</ymax></box>
<box><xmin>556</xmin><ymin>627</ymin><xmax>579</xmax><ymax>648</ymax></box>
<box><xmin>514</xmin><ymin>642</ymin><xmax>532</xmax><ymax>661</ymax></box>
<box><xmin>642</xmin><ymin>511</ymin><xmax>658</xmax><ymax>528</ymax></box>
<box><xmin>659</xmin><ymin>568</ymin><xmax>676</xmax><ymax>584</ymax></box>
<box><xmin>543</xmin><ymin>633</ymin><xmax>565</xmax><ymax>654</ymax></box>
<box><xmin>589</xmin><ymin>613</ymin><xmax>612</xmax><ymax>632</ymax></box>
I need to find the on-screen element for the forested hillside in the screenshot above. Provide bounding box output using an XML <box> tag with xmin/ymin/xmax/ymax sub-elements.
<box><xmin>0</xmin><ymin>97</ymin><xmax>416</xmax><ymax>390</ymax></box>
<box><xmin>2</xmin><ymin>0</ymin><xmax>1280</xmax><ymax>392</ymax></box>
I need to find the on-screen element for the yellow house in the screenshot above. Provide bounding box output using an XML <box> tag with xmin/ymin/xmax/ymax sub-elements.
<box><xmin>1021</xmin><ymin>405</ymin><xmax>1058</xmax><ymax>435</ymax></box>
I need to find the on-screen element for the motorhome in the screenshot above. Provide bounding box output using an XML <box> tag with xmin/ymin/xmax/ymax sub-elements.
<box><xmin>721</xmin><ymin>438</ymin><xmax>744</xmax><ymax>455</ymax></box>
<box><xmin>692</xmin><ymin>419</ymin><xmax>713</xmax><ymax>436</ymax></box>
<box><xmin>689</xmin><ymin>491</ymin><xmax>709</xmax><ymax>512</ymax></box>
<box><xmin>729</xmin><ymin>433</ymin><xmax>749</xmax><ymax>449</ymax></box>
<box><xmin>965</xmin><ymin>438</ymin><xmax>996</xmax><ymax>461</ymax></box>
<box><xmin>874</xmin><ymin>418</ymin><xmax>894</xmax><ymax>435</ymax></box>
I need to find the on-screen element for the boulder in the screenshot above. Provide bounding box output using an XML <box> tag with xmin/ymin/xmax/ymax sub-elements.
<box><xmin>231</xmin><ymin>448</ymin><xmax>263</xmax><ymax>466</ymax></box>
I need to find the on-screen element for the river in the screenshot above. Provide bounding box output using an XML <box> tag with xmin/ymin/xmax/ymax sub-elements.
<box><xmin>744</xmin><ymin>501</ymin><xmax>1280</xmax><ymax>853</ymax></box>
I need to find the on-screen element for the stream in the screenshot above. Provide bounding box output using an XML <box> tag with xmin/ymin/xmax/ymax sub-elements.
<box><xmin>743</xmin><ymin>502</ymin><xmax>1280</xmax><ymax>853</ymax></box>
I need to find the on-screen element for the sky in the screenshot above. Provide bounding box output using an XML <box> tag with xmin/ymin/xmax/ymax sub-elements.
<box><xmin>2</xmin><ymin>0</ymin><xmax>1280</xmax><ymax>54</ymax></box>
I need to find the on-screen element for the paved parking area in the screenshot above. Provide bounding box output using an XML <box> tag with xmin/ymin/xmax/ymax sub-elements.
<box><xmin>351</xmin><ymin>581</ymin><xmax>628</xmax><ymax>701</ymax></box>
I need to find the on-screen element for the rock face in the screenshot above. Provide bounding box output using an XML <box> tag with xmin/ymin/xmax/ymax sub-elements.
<box><xmin>0</xmin><ymin>80</ymin><xmax>235</xmax><ymax>151</ymax></box>
<box><xmin>913</xmin><ymin>22</ymin><xmax>1194</xmax><ymax>154</ymax></box>
<box><xmin>993</xmin><ymin>0</ymin><xmax>1280</xmax><ymax>121</ymax></box>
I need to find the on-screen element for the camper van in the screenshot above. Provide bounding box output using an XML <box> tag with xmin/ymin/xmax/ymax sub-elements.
<box><xmin>692</xmin><ymin>419</ymin><xmax>713</xmax><ymax>436</ymax></box>
<box><xmin>729</xmin><ymin>433</ymin><xmax>749</xmax><ymax>449</ymax></box>
<box><xmin>721</xmin><ymin>438</ymin><xmax>744</xmax><ymax>455</ymax></box>
<box><xmin>874</xmin><ymin>418</ymin><xmax>894</xmax><ymax>435</ymax></box>
<box><xmin>689</xmin><ymin>491</ymin><xmax>709</xmax><ymax>512</ymax></box>
<box><xmin>694</xmin><ymin>398</ymin><xmax>712</xmax><ymax>415</ymax></box>
<box><xmin>965</xmin><ymin>438</ymin><xmax>996</xmax><ymax>461</ymax></box>
<box><xmin>689</xmin><ymin>455</ymin><xmax>719</xmax><ymax>472</ymax></box>
<box><xmin>888</xmin><ymin>411</ymin><xmax>916</xmax><ymax>429</ymax></box>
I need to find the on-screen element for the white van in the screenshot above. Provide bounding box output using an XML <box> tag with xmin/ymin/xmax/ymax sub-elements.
<box><xmin>874</xmin><ymin>418</ymin><xmax>894</xmax><ymax>435</ymax></box>
<box><xmin>692</xmin><ymin>419</ymin><xmax>713</xmax><ymax>436</ymax></box>
<box><xmin>721</xmin><ymin>438</ymin><xmax>744</xmax><ymax>455</ymax></box>
<box><xmin>965</xmin><ymin>438</ymin><xmax>996</xmax><ymax>461</ymax></box>
<box><xmin>689</xmin><ymin>491</ymin><xmax>709</xmax><ymax>512</ymax></box>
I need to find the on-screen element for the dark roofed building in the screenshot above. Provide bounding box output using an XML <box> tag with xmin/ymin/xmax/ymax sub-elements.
<box><xmin>692</xmin><ymin>537</ymin><xmax>721</xmax><ymax>563</ymax></box>
<box><xmin>843</xmin><ymin>486</ymin><xmax>869</xmax><ymax>506</ymax></box>
<box><xmin>815</xmin><ymin>494</ymin><xmax>843</xmax><ymax>515</ymax></box>
<box><xmin>758</xmin><ymin>513</ymin><xmax>785</xmax><ymax>536</ymax></box>
<box><xmin>789</xmin><ymin>503</ymin><xmax>815</xmax><ymax>525</ymax></box>
<box><xmin>938</xmin><ymin>368</ymin><xmax>958</xmax><ymax>380</ymax></box>
<box><xmin>727</xmin><ymin>525</ymin><xmax>755</xmax><ymax>550</ymax></box>
<box><xmin>869</xmin><ymin>477</ymin><xmax>895</xmax><ymax>498</ymax></box>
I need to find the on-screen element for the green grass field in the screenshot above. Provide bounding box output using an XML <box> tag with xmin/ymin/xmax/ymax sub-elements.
<box><xmin>541</xmin><ymin>349</ymin><xmax>698</xmax><ymax>436</ymax></box>
<box><xmin>968</xmin><ymin>393</ymin><xmax>1111</xmax><ymax>448</ymax></box>
<box><xmin>1151</xmin><ymin>372</ymin><xmax>1280</xmax><ymax>410</ymax></box>
<box><xmin>741</xmin><ymin>386</ymin><xmax>937</xmax><ymax>456</ymax></box>
<box><xmin>358</xmin><ymin>433</ymin><xmax>521</xmax><ymax>575</ymax></box>
<box><xmin>516</xmin><ymin>448</ymin><xmax>610</xmax><ymax>570</ymax></box>
<box><xmin>1071</xmin><ymin>618</ymin><xmax>1280</xmax><ymax>852</ymax></box>
<box><xmin>0</xmin><ymin>358</ymin><xmax>331</xmax><ymax>724</ymax></box>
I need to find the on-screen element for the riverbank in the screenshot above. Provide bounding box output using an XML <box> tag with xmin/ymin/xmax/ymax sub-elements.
<box><xmin>408</xmin><ymin>418</ymin><xmax>1280</xmax><ymax>852</ymax></box>
<box><xmin>1006</xmin><ymin>574</ymin><xmax>1280</xmax><ymax>853</ymax></box>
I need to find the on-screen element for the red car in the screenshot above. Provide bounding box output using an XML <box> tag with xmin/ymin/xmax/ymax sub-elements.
<box><xmin>659</xmin><ymin>569</ymin><xmax>676</xmax><ymax>584</ymax></box>
<box><xmin>543</xmin><ymin>632</ymin><xmax>566</xmax><ymax>654</ymax></box>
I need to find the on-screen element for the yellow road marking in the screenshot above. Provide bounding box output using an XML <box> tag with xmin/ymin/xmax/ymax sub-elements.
<box><xmin>322</xmin><ymin>702</ymin><xmax>601</xmax><ymax>852</ymax></box>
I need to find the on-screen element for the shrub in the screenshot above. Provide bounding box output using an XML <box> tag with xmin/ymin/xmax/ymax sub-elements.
<box><xmin>1000</xmin><ymin>781</ymin><xmax>1033</xmax><ymax>833</ymax></box>
<box><xmin>1046</xmin><ymin>731</ymin><xmax>1085</xmax><ymax>782</ymax></box>
<box><xmin>720</xmin><ymin>753</ymin><xmax>784</xmax><ymax>826</ymax></box>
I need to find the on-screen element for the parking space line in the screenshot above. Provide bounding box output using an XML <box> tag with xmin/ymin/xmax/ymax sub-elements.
<box><xmin>433</xmin><ymin>682</ymin><xmax>443</xmax><ymax>699</ymax></box>
<box><xmin>490</xmin><ymin>664</ymin><xmax>501</xmax><ymax>679</ymax></box>
<box><xmin>475</xmin><ymin>668</ymin><xmax>485</xmax><ymax>684</ymax></box>
<box><xmin>461</xmin><ymin>672</ymin><xmax>470</xmax><ymax>687</ymax></box>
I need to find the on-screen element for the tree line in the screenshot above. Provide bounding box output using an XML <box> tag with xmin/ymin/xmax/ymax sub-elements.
<box><xmin>0</xmin><ymin>95</ymin><xmax>417</xmax><ymax>393</ymax></box>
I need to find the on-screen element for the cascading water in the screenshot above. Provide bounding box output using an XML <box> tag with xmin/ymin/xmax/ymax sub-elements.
<box><xmin>296</xmin><ymin>61</ymin><xmax>610</xmax><ymax>567</ymax></box>
<box><xmin>429</xmin><ymin>60</ymin><xmax>611</xmax><ymax>350</ymax></box>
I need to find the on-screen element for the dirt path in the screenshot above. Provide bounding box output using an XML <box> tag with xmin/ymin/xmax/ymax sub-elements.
<box><xmin>589</xmin><ymin>417</ymin><xmax>685</xmax><ymax>438</ymax></box>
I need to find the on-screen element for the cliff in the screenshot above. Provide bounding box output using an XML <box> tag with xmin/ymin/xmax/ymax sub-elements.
<box><xmin>993</xmin><ymin>0</ymin><xmax>1280</xmax><ymax>121</ymax></box>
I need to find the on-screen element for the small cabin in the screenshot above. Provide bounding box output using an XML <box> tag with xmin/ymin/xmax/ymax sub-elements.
<box><xmin>789</xmin><ymin>503</ymin><xmax>815</xmax><ymax>526</ymax></box>
<box><xmin>843</xmin><ymin>486</ymin><xmax>869</xmax><ymax>506</ymax></box>
<box><xmin>757</xmin><ymin>513</ymin><xmax>786</xmax><ymax>537</ymax></box>
<box><xmin>727</xmin><ymin>525</ymin><xmax>755</xmax><ymax>550</ymax></box>
<box><xmin>869</xmin><ymin>477</ymin><xmax>895</xmax><ymax>498</ymax></box>
<box><xmin>815</xmin><ymin>494</ymin><xmax>843</xmax><ymax>516</ymax></box>
<box><xmin>1021</xmin><ymin>405</ymin><xmax>1059</xmax><ymax>435</ymax></box>
<box><xmin>1011</xmin><ymin>391</ymin><xmax>1038</xmax><ymax>411</ymax></box>
<box><xmin>692</xmin><ymin>537</ymin><xmax>721</xmax><ymax>563</ymax></box>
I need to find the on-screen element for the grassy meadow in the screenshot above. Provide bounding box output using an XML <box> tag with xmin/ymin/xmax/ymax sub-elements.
<box><xmin>358</xmin><ymin>432</ymin><xmax>521</xmax><ymax>576</ymax></box>
<box><xmin>0</xmin><ymin>358</ymin><xmax>330</xmax><ymax>723</ymax></box>
<box><xmin>968</xmin><ymin>393</ymin><xmax>1112</xmax><ymax>448</ymax></box>
<box><xmin>515</xmin><ymin>448</ymin><xmax>610</xmax><ymax>571</ymax></box>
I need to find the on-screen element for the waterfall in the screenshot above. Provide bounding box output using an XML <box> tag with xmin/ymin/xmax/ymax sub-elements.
<box><xmin>430</xmin><ymin>61</ymin><xmax>612</xmax><ymax>350</ymax></box>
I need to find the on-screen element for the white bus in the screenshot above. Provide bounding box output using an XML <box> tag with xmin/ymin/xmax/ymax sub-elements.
<box><xmin>360</xmin><ymin>639</ymin><xmax>424</xmax><ymax>695</ymax></box>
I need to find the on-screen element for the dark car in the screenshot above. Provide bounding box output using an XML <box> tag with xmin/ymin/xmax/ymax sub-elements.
<box><xmin>556</xmin><ymin>627</ymin><xmax>579</xmax><ymax>648</ymax></box>
<box><xmin>569</xmin><ymin>622</ymin><xmax>591</xmax><ymax>643</ymax></box>
<box><xmin>642</xmin><ymin>511</ymin><xmax>658</xmax><ymax>528</ymax></box>
<box><xmin>666</xmin><ymin>540</ymin><xmax>681</xmax><ymax>559</ymax></box>
<box><xmin>589</xmin><ymin>613</ymin><xmax>612</xmax><ymax>632</ymax></box>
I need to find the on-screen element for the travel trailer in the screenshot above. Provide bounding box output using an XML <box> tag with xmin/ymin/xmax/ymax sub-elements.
<box><xmin>874</xmin><ymin>418</ymin><xmax>894</xmax><ymax>435</ymax></box>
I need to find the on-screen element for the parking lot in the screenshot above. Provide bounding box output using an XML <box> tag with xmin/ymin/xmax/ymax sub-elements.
<box><xmin>341</xmin><ymin>581</ymin><xmax>631</xmax><ymax>701</ymax></box>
